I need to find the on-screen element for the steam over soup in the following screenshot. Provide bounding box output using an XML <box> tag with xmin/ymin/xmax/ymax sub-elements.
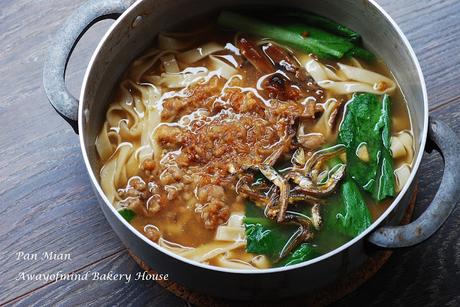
<box><xmin>96</xmin><ymin>10</ymin><xmax>414</xmax><ymax>269</ymax></box>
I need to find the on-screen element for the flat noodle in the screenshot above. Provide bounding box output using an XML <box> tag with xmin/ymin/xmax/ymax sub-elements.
<box><xmin>98</xmin><ymin>62</ymin><xmax>164</xmax><ymax>200</ymax></box>
<box><xmin>129</xmin><ymin>49</ymin><xmax>176</xmax><ymax>82</ymax></box>
<box><xmin>158</xmin><ymin>34</ymin><xmax>194</xmax><ymax>51</ymax></box>
<box><xmin>96</xmin><ymin>122</ymin><xmax>118</xmax><ymax>162</ymax></box>
<box><xmin>251</xmin><ymin>255</ymin><xmax>271</xmax><ymax>269</ymax></box>
<box><xmin>100</xmin><ymin>143</ymin><xmax>134</xmax><ymax>204</ymax></box>
<box><xmin>142</xmin><ymin>105</ymin><xmax>162</xmax><ymax>167</ymax></box>
<box><xmin>158</xmin><ymin>26</ymin><xmax>212</xmax><ymax>51</ymax></box>
<box><xmin>177</xmin><ymin>42</ymin><xmax>224</xmax><ymax>64</ymax></box>
<box><xmin>213</xmin><ymin>255</ymin><xmax>256</xmax><ymax>269</ymax></box>
<box><xmin>226</xmin><ymin>213</ymin><xmax>245</xmax><ymax>227</ymax></box>
<box><xmin>349</xmin><ymin>57</ymin><xmax>363</xmax><ymax>68</ymax></box>
<box><xmin>303</xmin><ymin>57</ymin><xmax>395</xmax><ymax>95</ymax></box>
<box><xmin>180</xmin><ymin>241</ymin><xmax>245</xmax><ymax>262</ymax></box>
<box><xmin>317</xmin><ymin>80</ymin><xmax>388</xmax><ymax>95</ymax></box>
<box><xmin>157</xmin><ymin>68</ymin><xmax>209</xmax><ymax>89</ymax></box>
<box><xmin>394</xmin><ymin>163</ymin><xmax>411</xmax><ymax>192</ymax></box>
<box><xmin>158</xmin><ymin>237</ymin><xmax>194</xmax><ymax>253</ymax></box>
<box><xmin>311</xmin><ymin>98</ymin><xmax>340</xmax><ymax>141</ymax></box>
<box><xmin>337</xmin><ymin>63</ymin><xmax>396</xmax><ymax>92</ymax></box>
<box><xmin>215</xmin><ymin>226</ymin><xmax>245</xmax><ymax>241</ymax></box>
<box><xmin>209</xmin><ymin>55</ymin><xmax>238</xmax><ymax>80</ymax></box>
<box><xmin>161</xmin><ymin>54</ymin><xmax>180</xmax><ymax>73</ymax></box>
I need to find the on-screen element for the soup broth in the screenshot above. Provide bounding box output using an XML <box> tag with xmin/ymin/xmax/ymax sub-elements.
<box><xmin>96</xmin><ymin>10</ymin><xmax>414</xmax><ymax>269</ymax></box>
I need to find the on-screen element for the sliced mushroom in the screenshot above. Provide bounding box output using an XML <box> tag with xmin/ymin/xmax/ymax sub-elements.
<box><xmin>262</xmin><ymin>43</ymin><xmax>298</xmax><ymax>73</ymax></box>
<box><xmin>237</xmin><ymin>37</ymin><xmax>274</xmax><ymax>74</ymax></box>
<box><xmin>277</xmin><ymin>212</ymin><xmax>314</xmax><ymax>261</ymax></box>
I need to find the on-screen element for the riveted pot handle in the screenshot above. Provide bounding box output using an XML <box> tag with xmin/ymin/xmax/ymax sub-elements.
<box><xmin>43</xmin><ymin>0</ymin><xmax>135</xmax><ymax>133</ymax></box>
<box><xmin>368</xmin><ymin>118</ymin><xmax>460</xmax><ymax>248</ymax></box>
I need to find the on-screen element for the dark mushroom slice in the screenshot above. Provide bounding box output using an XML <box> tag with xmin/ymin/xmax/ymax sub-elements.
<box><xmin>236</xmin><ymin>40</ymin><xmax>303</xmax><ymax>101</ymax></box>
<box><xmin>276</xmin><ymin>211</ymin><xmax>314</xmax><ymax>261</ymax></box>
<box><xmin>262</xmin><ymin>42</ymin><xmax>327</xmax><ymax>103</ymax></box>
<box><xmin>235</xmin><ymin>172</ymin><xmax>268</xmax><ymax>198</ymax></box>
<box><xmin>263</xmin><ymin>72</ymin><xmax>304</xmax><ymax>101</ymax></box>
<box><xmin>237</xmin><ymin>180</ymin><xmax>323</xmax><ymax>206</ymax></box>
<box><xmin>237</xmin><ymin>37</ymin><xmax>274</xmax><ymax>74</ymax></box>
<box><xmin>262</xmin><ymin>42</ymin><xmax>299</xmax><ymax>73</ymax></box>
<box><xmin>289</xmin><ymin>186</ymin><xmax>325</xmax><ymax>205</ymax></box>
<box><xmin>302</xmin><ymin>145</ymin><xmax>346</xmax><ymax>173</ymax></box>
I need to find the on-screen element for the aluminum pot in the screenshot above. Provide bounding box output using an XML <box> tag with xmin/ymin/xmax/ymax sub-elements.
<box><xmin>43</xmin><ymin>0</ymin><xmax>460</xmax><ymax>299</ymax></box>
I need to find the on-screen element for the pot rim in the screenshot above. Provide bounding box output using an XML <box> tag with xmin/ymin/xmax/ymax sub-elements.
<box><xmin>78</xmin><ymin>0</ymin><xmax>429</xmax><ymax>275</ymax></box>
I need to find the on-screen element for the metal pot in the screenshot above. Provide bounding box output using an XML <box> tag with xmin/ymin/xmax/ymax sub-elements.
<box><xmin>43</xmin><ymin>0</ymin><xmax>460</xmax><ymax>299</ymax></box>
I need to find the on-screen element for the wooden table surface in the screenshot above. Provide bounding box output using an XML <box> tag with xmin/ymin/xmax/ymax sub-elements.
<box><xmin>1</xmin><ymin>0</ymin><xmax>459</xmax><ymax>306</ymax></box>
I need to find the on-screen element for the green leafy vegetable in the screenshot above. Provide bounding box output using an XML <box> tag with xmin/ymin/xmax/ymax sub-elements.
<box><xmin>284</xmin><ymin>24</ymin><xmax>375</xmax><ymax>61</ymax></box>
<box><xmin>345</xmin><ymin>46</ymin><xmax>376</xmax><ymax>62</ymax></box>
<box><xmin>218</xmin><ymin>11</ymin><xmax>350</xmax><ymax>59</ymax></box>
<box><xmin>244</xmin><ymin>201</ymin><xmax>298</xmax><ymax>260</ymax></box>
<box><xmin>338</xmin><ymin>93</ymin><xmax>395</xmax><ymax>201</ymax></box>
<box><xmin>283</xmin><ymin>24</ymin><xmax>354</xmax><ymax>58</ymax></box>
<box><xmin>324</xmin><ymin>158</ymin><xmax>371</xmax><ymax>237</ymax></box>
<box><xmin>277</xmin><ymin>243</ymin><xmax>318</xmax><ymax>266</ymax></box>
<box><xmin>118</xmin><ymin>208</ymin><xmax>136</xmax><ymax>223</ymax></box>
<box><xmin>280</xmin><ymin>10</ymin><xmax>361</xmax><ymax>42</ymax></box>
<box><xmin>334</xmin><ymin>179</ymin><xmax>372</xmax><ymax>237</ymax></box>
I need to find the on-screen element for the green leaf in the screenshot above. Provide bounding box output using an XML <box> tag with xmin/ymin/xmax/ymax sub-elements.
<box><xmin>283</xmin><ymin>24</ymin><xmax>354</xmax><ymax>59</ymax></box>
<box><xmin>284</xmin><ymin>24</ymin><xmax>375</xmax><ymax>62</ymax></box>
<box><xmin>244</xmin><ymin>201</ymin><xmax>299</xmax><ymax>260</ymax></box>
<box><xmin>345</xmin><ymin>46</ymin><xmax>376</xmax><ymax>62</ymax></box>
<box><xmin>338</xmin><ymin>93</ymin><xmax>395</xmax><ymax>201</ymax></box>
<box><xmin>118</xmin><ymin>208</ymin><xmax>136</xmax><ymax>223</ymax></box>
<box><xmin>334</xmin><ymin>180</ymin><xmax>372</xmax><ymax>237</ymax></box>
<box><xmin>218</xmin><ymin>11</ymin><xmax>349</xmax><ymax>59</ymax></box>
<box><xmin>277</xmin><ymin>243</ymin><xmax>318</xmax><ymax>266</ymax></box>
<box><xmin>280</xmin><ymin>10</ymin><xmax>361</xmax><ymax>42</ymax></box>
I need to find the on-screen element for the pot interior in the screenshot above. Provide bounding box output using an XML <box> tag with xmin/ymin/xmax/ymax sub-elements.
<box><xmin>80</xmin><ymin>0</ymin><xmax>427</xmax><ymax>245</ymax></box>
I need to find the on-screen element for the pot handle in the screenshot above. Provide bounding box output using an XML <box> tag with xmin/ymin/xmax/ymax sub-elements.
<box><xmin>43</xmin><ymin>0</ymin><xmax>135</xmax><ymax>133</ymax></box>
<box><xmin>368</xmin><ymin>118</ymin><xmax>460</xmax><ymax>248</ymax></box>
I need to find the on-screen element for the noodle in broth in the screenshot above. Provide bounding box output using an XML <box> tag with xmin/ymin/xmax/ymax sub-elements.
<box><xmin>96</xmin><ymin>11</ymin><xmax>414</xmax><ymax>269</ymax></box>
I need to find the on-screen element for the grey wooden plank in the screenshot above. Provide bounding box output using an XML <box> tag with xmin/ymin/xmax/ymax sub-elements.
<box><xmin>378</xmin><ymin>0</ymin><xmax>460</xmax><ymax>109</ymax></box>
<box><xmin>0</xmin><ymin>0</ymin><xmax>126</xmax><ymax>303</ymax></box>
